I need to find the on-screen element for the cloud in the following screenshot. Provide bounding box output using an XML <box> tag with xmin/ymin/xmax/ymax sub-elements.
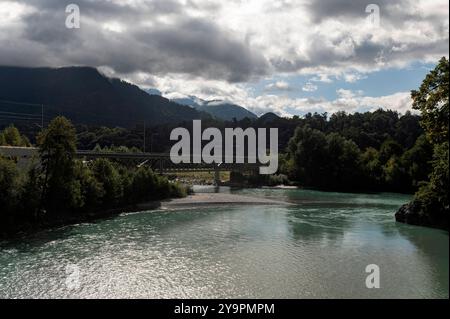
<box><xmin>0</xmin><ymin>0</ymin><xmax>269</xmax><ymax>82</ymax></box>
<box><xmin>1</xmin><ymin>0</ymin><xmax>447</xmax><ymax>80</ymax></box>
<box><xmin>302</xmin><ymin>82</ymin><xmax>318</xmax><ymax>92</ymax></box>
<box><xmin>0</xmin><ymin>0</ymin><xmax>447</xmax><ymax>117</ymax></box>
<box><xmin>265</xmin><ymin>81</ymin><xmax>292</xmax><ymax>91</ymax></box>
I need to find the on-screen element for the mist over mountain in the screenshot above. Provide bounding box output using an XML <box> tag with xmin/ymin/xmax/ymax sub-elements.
<box><xmin>144</xmin><ymin>88</ymin><xmax>162</xmax><ymax>96</ymax></box>
<box><xmin>172</xmin><ymin>95</ymin><xmax>257</xmax><ymax>121</ymax></box>
<box><xmin>0</xmin><ymin>66</ymin><xmax>206</xmax><ymax>128</ymax></box>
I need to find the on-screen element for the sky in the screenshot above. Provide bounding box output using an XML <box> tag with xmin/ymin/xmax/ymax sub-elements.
<box><xmin>0</xmin><ymin>0</ymin><xmax>448</xmax><ymax>117</ymax></box>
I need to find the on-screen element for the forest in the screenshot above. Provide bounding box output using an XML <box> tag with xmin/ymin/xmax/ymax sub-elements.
<box><xmin>0</xmin><ymin>117</ymin><xmax>188</xmax><ymax>237</ymax></box>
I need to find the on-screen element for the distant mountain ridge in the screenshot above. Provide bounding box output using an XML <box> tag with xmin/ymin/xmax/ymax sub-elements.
<box><xmin>171</xmin><ymin>95</ymin><xmax>258</xmax><ymax>121</ymax></box>
<box><xmin>0</xmin><ymin>66</ymin><xmax>206</xmax><ymax>127</ymax></box>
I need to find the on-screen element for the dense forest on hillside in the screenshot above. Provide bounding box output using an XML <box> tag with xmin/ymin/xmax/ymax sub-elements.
<box><xmin>0</xmin><ymin>66</ymin><xmax>209</xmax><ymax>128</ymax></box>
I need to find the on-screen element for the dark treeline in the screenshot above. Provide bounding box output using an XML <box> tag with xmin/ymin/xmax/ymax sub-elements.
<box><xmin>68</xmin><ymin>109</ymin><xmax>422</xmax><ymax>154</ymax></box>
<box><xmin>2</xmin><ymin>98</ymin><xmax>431</xmax><ymax>195</ymax></box>
<box><xmin>282</xmin><ymin>119</ymin><xmax>431</xmax><ymax>193</ymax></box>
<box><xmin>0</xmin><ymin>117</ymin><xmax>188</xmax><ymax>237</ymax></box>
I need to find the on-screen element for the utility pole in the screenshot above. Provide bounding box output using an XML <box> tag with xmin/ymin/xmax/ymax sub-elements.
<box><xmin>143</xmin><ymin>120</ymin><xmax>146</xmax><ymax>153</ymax></box>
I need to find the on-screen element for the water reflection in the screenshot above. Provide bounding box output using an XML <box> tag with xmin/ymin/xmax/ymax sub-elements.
<box><xmin>0</xmin><ymin>188</ymin><xmax>447</xmax><ymax>299</ymax></box>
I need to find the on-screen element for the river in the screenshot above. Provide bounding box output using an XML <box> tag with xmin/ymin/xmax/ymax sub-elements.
<box><xmin>0</xmin><ymin>187</ymin><xmax>448</xmax><ymax>298</ymax></box>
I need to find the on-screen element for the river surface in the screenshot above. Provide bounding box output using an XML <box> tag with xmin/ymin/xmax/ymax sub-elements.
<box><xmin>0</xmin><ymin>187</ymin><xmax>448</xmax><ymax>298</ymax></box>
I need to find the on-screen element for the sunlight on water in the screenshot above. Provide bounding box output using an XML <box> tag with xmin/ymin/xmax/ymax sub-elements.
<box><xmin>0</xmin><ymin>188</ymin><xmax>448</xmax><ymax>298</ymax></box>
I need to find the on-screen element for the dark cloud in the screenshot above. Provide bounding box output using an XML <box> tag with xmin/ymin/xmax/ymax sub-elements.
<box><xmin>0</xmin><ymin>0</ymin><xmax>268</xmax><ymax>82</ymax></box>
<box><xmin>0</xmin><ymin>0</ymin><xmax>447</xmax><ymax>83</ymax></box>
<box><xmin>306</xmin><ymin>0</ymin><xmax>407</xmax><ymax>22</ymax></box>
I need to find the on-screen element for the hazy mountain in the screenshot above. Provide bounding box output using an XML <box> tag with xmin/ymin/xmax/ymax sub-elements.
<box><xmin>172</xmin><ymin>96</ymin><xmax>257</xmax><ymax>121</ymax></box>
<box><xmin>0</xmin><ymin>66</ymin><xmax>206</xmax><ymax>128</ymax></box>
<box><xmin>171</xmin><ymin>95</ymin><xmax>204</xmax><ymax>108</ymax></box>
<box><xmin>144</xmin><ymin>88</ymin><xmax>162</xmax><ymax>96</ymax></box>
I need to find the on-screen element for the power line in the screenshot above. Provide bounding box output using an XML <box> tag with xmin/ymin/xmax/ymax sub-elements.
<box><xmin>0</xmin><ymin>99</ymin><xmax>43</xmax><ymax>107</ymax></box>
<box><xmin>0</xmin><ymin>99</ymin><xmax>148</xmax><ymax>128</ymax></box>
<box><xmin>0</xmin><ymin>111</ymin><xmax>48</xmax><ymax>118</ymax></box>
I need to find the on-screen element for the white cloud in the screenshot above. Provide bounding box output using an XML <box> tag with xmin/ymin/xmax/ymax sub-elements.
<box><xmin>265</xmin><ymin>81</ymin><xmax>291</xmax><ymax>91</ymax></box>
<box><xmin>302</xmin><ymin>82</ymin><xmax>318</xmax><ymax>92</ymax></box>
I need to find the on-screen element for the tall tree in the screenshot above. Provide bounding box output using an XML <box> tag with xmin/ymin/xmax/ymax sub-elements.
<box><xmin>396</xmin><ymin>57</ymin><xmax>449</xmax><ymax>229</ymax></box>
<box><xmin>411</xmin><ymin>57</ymin><xmax>449</xmax><ymax>144</ymax></box>
<box><xmin>37</xmin><ymin>116</ymin><xmax>82</xmax><ymax>215</ymax></box>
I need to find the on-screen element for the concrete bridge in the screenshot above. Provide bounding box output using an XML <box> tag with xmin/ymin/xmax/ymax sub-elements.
<box><xmin>0</xmin><ymin>146</ymin><xmax>258</xmax><ymax>185</ymax></box>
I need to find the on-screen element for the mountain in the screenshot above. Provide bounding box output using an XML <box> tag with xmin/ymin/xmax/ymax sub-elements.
<box><xmin>257</xmin><ymin>112</ymin><xmax>281</xmax><ymax>124</ymax></box>
<box><xmin>0</xmin><ymin>66</ymin><xmax>206</xmax><ymax>128</ymax></box>
<box><xmin>172</xmin><ymin>96</ymin><xmax>257</xmax><ymax>121</ymax></box>
<box><xmin>144</xmin><ymin>88</ymin><xmax>162</xmax><ymax>96</ymax></box>
<box><xmin>171</xmin><ymin>95</ymin><xmax>205</xmax><ymax>108</ymax></box>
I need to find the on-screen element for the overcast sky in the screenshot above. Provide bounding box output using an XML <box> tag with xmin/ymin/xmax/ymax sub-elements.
<box><xmin>0</xmin><ymin>0</ymin><xmax>448</xmax><ymax>116</ymax></box>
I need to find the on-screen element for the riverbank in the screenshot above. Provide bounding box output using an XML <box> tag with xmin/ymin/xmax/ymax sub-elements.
<box><xmin>0</xmin><ymin>191</ymin><xmax>290</xmax><ymax>240</ymax></box>
<box><xmin>160</xmin><ymin>192</ymin><xmax>290</xmax><ymax>210</ymax></box>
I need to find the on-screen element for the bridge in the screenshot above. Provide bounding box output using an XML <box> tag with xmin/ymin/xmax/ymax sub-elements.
<box><xmin>0</xmin><ymin>146</ymin><xmax>259</xmax><ymax>185</ymax></box>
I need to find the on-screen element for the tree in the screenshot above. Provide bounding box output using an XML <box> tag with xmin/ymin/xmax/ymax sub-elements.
<box><xmin>286</xmin><ymin>127</ymin><xmax>364</xmax><ymax>190</ymax></box>
<box><xmin>360</xmin><ymin>147</ymin><xmax>383</xmax><ymax>189</ymax></box>
<box><xmin>37</xmin><ymin>116</ymin><xmax>82</xmax><ymax>215</ymax></box>
<box><xmin>0</xmin><ymin>125</ymin><xmax>30</xmax><ymax>146</ymax></box>
<box><xmin>91</xmin><ymin>158</ymin><xmax>123</xmax><ymax>207</ymax></box>
<box><xmin>396</xmin><ymin>57</ymin><xmax>449</xmax><ymax>229</ymax></box>
<box><xmin>324</xmin><ymin>133</ymin><xmax>363</xmax><ymax>190</ymax></box>
<box><xmin>0</xmin><ymin>156</ymin><xmax>21</xmax><ymax>218</ymax></box>
<box><xmin>401</xmin><ymin>134</ymin><xmax>433</xmax><ymax>188</ymax></box>
<box><xmin>411</xmin><ymin>57</ymin><xmax>449</xmax><ymax>144</ymax></box>
<box><xmin>287</xmin><ymin>126</ymin><xmax>328</xmax><ymax>187</ymax></box>
<box><xmin>379</xmin><ymin>139</ymin><xmax>404</xmax><ymax>163</ymax></box>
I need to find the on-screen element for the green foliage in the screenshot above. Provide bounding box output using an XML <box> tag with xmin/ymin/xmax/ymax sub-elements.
<box><xmin>74</xmin><ymin>161</ymin><xmax>105</xmax><ymax>211</ymax></box>
<box><xmin>414</xmin><ymin>142</ymin><xmax>449</xmax><ymax>223</ymax></box>
<box><xmin>0</xmin><ymin>156</ymin><xmax>21</xmax><ymax>218</ymax></box>
<box><xmin>401</xmin><ymin>135</ymin><xmax>433</xmax><ymax>188</ymax></box>
<box><xmin>382</xmin><ymin>156</ymin><xmax>409</xmax><ymax>192</ymax></box>
<box><xmin>287</xmin><ymin>126</ymin><xmax>329</xmax><ymax>187</ymax></box>
<box><xmin>0</xmin><ymin>125</ymin><xmax>30</xmax><ymax>146</ymax></box>
<box><xmin>1</xmin><ymin>118</ymin><xmax>188</xmax><ymax>237</ymax></box>
<box><xmin>412</xmin><ymin>57</ymin><xmax>449</xmax><ymax>144</ymax></box>
<box><xmin>360</xmin><ymin>147</ymin><xmax>382</xmax><ymax>188</ymax></box>
<box><xmin>286</xmin><ymin>126</ymin><xmax>364</xmax><ymax>191</ymax></box>
<box><xmin>324</xmin><ymin>133</ymin><xmax>362</xmax><ymax>190</ymax></box>
<box><xmin>401</xmin><ymin>57</ymin><xmax>449</xmax><ymax>229</ymax></box>
<box><xmin>285</xmin><ymin>125</ymin><xmax>430</xmax><ymax>192</ymax></box>
<box><xmin>37</xmin><ymin>117</ymin><xmax>81</xmax><ymax>214</ymax></box>
<box><xmin>91</xmin><ymin>158</ymin><xmax>124</xmax><ymax>207</ymax></box>
<box><xmin>379</xmin><ymin>139</ymin><xmax>404</xmax><ymax>163</ymax></box>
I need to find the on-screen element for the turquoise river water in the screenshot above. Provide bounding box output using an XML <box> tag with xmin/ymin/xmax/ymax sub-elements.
<box><xmin>0</xmin><ymin>187</ymin><xmax>448</xmax><ymax>298</ymax></box>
